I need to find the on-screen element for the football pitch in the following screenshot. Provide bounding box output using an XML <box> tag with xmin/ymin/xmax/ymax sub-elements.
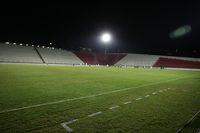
<box><xmin>0</xmin><ymin>64</ymin><xmax>199</xmax><ymax>133</ymax></box>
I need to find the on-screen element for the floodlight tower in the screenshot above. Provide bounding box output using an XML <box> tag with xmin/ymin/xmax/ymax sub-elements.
<box><xmin>100</xmin><ymin>32</ymin><xmax>112</xmax><ymax>54</ymax></box>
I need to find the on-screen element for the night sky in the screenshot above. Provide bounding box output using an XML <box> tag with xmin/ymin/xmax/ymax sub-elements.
<box><xmin>0</xmin><ymin>1</ymin><xmax>200</xmax><ymax>57</ymax></box>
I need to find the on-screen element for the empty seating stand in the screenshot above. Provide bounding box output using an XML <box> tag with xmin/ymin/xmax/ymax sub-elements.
<box><xmin>1</xmin><ymin>42</ymin><xmax>200</xmax><ymax>69</ymax></box>
<box><xmin>153</xmin><ymin>57</ymin><xmax>200</xmax><ymax>69</ymax></box>
<box><xmin>115</xmin><ymin>54</ymin><xmax>159</xmax><ymax>67</ymax></box>
<box><xmin>74</xmin><ymin>52</ymin><xmax>126</xmax><ymax>65</ymax></box>
<box><xmin>37</xmin><ymin>48</ymin><xmax>83</xmax><ymax>65</ymax></box>
<box><xmin>0</xmin><ymin>43</ymin><xmax>42</xmax><ymax>63</ymax></box>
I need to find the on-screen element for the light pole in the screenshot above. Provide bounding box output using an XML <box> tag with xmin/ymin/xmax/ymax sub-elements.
<box><xmin>100</xmin><ymin>32</ymin><xmax>112</xmax><ymax>54</ymax></box>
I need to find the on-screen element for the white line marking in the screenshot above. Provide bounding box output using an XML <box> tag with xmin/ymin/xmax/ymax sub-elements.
<box><xmin>164</xmin><ymin>89</ymin><xmax>167</xmax><ymax>91</ymax></box>
<box><xmin>176</xmin><ymin>110</ymin><xmax>200</xmax><ymax>133</ymax></box>
<box><xmin>152</xmin><ymin>92</ymin><xmax>157</xmax><ymax>95</ymax></box>
<box><xmin>124</xmin><ymin>101</ymin><xmax>132</xmax><ymax>104</ymax></box>
<box><xmin>109</xmin><ymin>105</ymin><xmax>119</xmax><ymax>110</ymax></box>
<box><xmin>159</xmin><ymin>90</ymin><xmax>163</xmax><ymax>93</ymax></box>
<box><xmin>136</xmin><ymin>98</ymin><xmax>142</xmax><ymax>100</ymax></box>
<box><xmin>88</xmin><ymin>111</ymin><xmax>102</xmax><ymax>117</ymax></box>
<box><xmin>168</xmin><ymin>88</ymin><xmax>171</xmax><ymax>90</ymax></box>
<box><xmin>0</xmin><ymin>77</ymin><xmax>186</xmax><ymax>114</ymax></box>
<box><xmin>61</xmin><ymin>123</ymin><xmax>73</xmax><ymax>132</ymax></box>
<box><xmin>61</xmin><ymin>119</ymin><xmax>78</xmax><ymax>132</ymax></box>
<box><xmin>145</xmin><ymin>95</ymin><xmax>150</xmax><ymax>98</ymax></box>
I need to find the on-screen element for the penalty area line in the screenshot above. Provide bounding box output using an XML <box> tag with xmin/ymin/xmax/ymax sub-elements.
<box><xmin>0</xmin><ymin>77</ymin><xmax>186</xmax><ymax>114</ymax></box>
<box><xmin>61</xmin><ymin>119</ymin><xmax>78</xmax><ymax>133</ymax></box>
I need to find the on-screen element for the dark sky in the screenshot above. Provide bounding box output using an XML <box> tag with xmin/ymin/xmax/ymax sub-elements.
<box><xmin>0</xmin><ymin>1</ymin><xmax>200</xmax><ymax>57</ymax></box>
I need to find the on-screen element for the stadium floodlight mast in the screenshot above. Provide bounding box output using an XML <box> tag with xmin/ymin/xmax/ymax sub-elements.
<box><xmin>100</xmin><ymin>32</ymin><xmax>112</xmax><ymax>54</ymax></box>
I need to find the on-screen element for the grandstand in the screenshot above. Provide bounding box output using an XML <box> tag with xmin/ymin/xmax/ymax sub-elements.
<box><xmin>74</xmin><ymin>52</ymin><xmax>126</xmax><ymax>65</ymax></box>
<box><xmin>0</xmin><ymin>42</ymin><xmax>200</xmax><ymax>69</ymax></box>
<box><xmin>36</xmin><ymin>48</ymin><xmax>83</xmax><ymax>65</ymax></box>
<box><xmin>116</xmin><ymin>54</ymin><xmax>200</xmax><ymax>69</ymax></box>
<box><xmin>0</xmin><ymin>43</ymin><xmax>42</xmax><ymax>63</ymax></box>
<box><xmin>153</xmin><ymin>57</ymin><xmax>200</xmax><ymax>69</ymax></box>
<box><xmin>115</xmin><ymin>54</ymin><xmax>159</xmax><ymax>67</ymax></box>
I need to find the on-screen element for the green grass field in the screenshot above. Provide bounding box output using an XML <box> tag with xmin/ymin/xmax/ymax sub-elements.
<box><xmin>0</xmin><ymin>64</ymin><xmax>199</xmax><ymax>133</ymax></box>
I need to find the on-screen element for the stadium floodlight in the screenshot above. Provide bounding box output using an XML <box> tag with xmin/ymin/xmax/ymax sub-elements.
<box><xmin>100</xmin><ymin>32</ymin><xmax>112</xmax><ymax>54</ymax></box>
<box><xmin>101</xmin><ymin>32</ymin><xmax>111</xmax><ymax>43</ymax></box>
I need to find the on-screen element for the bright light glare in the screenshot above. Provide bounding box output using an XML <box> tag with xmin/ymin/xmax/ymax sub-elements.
<box><xmin>101</xmin><ymin>33</ymin><xmax>111</xmax><ymax>43</ymax></box>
